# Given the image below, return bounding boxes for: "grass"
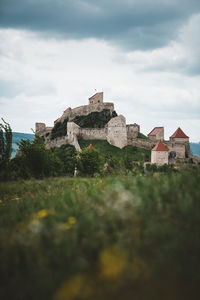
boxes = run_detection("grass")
[0,167,200,300]
[79,139,151,161]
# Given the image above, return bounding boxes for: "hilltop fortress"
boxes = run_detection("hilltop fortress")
[35,92,192,163]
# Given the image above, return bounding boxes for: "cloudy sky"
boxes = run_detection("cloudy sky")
[0,0,200,141]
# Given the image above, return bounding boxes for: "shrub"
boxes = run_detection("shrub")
[50,119,68,140]
[53,144,76,176]
[76,146,103,176]
[10,135,63,179]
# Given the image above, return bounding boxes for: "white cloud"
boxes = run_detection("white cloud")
[0,24,200,142]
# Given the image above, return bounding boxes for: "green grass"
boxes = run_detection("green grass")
[137,132,149,140]
[79,139,151,161]
[0,167,200,300]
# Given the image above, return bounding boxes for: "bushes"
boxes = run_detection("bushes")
[10,136,64,179]
[72,109,117,128]
[53,144,76,176]
[76,146,103,176]
[50,119,68,140]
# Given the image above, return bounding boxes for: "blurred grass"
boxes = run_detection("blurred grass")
[0,167,200,300]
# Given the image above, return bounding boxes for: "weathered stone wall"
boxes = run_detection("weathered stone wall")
[127,138,155,150]
[45,136,69,149]
[107,115,127,149]
[166,142,186,159]
[151,151,168,165]
[126,124,140,139]
[58,102,114,123]
[170,137,189,143]
[79,128,107,140]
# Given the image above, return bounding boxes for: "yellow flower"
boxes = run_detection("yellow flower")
[36,209,48,219]
[58,222,71,231]
[12,197,20,201]
[153,172,159,179]
[68,216,76,225]
[0,200,3,203]
[99,246,126,279]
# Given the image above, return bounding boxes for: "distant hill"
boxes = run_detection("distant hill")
[190,142,200,157]
[11,132,34,158]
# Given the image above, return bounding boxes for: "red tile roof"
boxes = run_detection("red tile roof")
[148,127,163,136]
[152,140,168,151]
[89,92,102,99]
[170,127,189,138]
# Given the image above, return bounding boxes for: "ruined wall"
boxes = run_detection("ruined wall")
[58,102,114,123]
[107,115,127,149]
[127,138,155,150]
[126,124,140,139]
[151,151,168,165]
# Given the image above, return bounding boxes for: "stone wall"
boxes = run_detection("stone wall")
[151,151,168,165]
[170,137,189,143]
[126,124,140,139]
[79,128,107,140]
[166,142,186,159]
[127,138,155,150]
[107,115,127,149]
[58,102,114,123]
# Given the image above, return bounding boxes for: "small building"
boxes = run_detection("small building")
[88,92,103,105]
[170,127,189,143]
[148,127,164,141]
[151,140,168,165]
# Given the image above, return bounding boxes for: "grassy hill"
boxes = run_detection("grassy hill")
[79,139,151,162]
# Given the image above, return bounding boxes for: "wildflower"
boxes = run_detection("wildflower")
[55,275,93,300]
[68,216,76,225]
[12,197,20,201]
[153,172,159,179]
[99,246,126,279]
[36,209,48,219]
[57,222,71,231]
[0,200,3,203]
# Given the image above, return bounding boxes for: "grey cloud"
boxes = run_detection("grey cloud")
[1,0,200,50]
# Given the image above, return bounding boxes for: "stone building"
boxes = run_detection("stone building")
[151,140,168,165]
[148,127,164,141]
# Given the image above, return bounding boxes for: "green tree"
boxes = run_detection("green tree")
[0,118,12,170]
[11,135,63,179]
[76,146,103,176]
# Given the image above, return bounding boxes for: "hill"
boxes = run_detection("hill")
[11,132,34,157]
[190,142,200,157]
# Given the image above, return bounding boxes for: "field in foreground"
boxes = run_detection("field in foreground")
[0,168,200,300]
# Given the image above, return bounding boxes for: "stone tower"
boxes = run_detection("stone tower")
[151,140,168,165]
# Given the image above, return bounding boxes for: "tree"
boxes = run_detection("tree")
[76,146,103,176]
[0,118,12,170]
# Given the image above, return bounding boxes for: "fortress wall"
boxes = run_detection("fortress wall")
[170,137,189,143]
[79,128,107,140]
[127,138,155,150]
[58,103,115,123]
[107,115,127,149]
[165,142,186,159]
[45,136,69,149]
[126,124,140,139]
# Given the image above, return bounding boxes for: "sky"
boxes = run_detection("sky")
[0,0,200,142]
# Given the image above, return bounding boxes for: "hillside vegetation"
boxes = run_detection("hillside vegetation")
[79,139,150,162]
[0,167,200,300]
